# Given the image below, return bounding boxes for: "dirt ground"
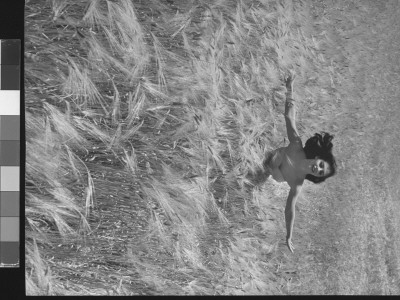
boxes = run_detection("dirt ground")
[291,0,400,294]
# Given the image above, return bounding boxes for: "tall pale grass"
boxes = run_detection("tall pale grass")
[26,0,337,295]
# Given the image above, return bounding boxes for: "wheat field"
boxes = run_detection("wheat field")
[25,0,400,295]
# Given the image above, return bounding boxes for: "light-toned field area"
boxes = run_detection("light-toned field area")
[25,0,400,295]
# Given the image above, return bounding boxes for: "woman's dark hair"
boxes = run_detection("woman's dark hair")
[303,132,337,184]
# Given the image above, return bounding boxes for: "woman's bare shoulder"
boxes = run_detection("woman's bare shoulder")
[286,138,304,153]
[288,179,304,191]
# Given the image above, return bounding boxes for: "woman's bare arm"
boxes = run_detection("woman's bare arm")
[285,183,303,252]
[284,72,302,145]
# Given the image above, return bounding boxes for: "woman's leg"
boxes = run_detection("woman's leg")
[246,153,272,186]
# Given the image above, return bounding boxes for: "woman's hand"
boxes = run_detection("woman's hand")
[286,236,295,253]
[285,71,296,91]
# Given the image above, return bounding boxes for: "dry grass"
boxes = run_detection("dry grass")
[24,0,330,294]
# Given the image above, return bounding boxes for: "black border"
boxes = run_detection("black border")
[0,0,24,298]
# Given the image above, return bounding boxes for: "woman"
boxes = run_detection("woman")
[253,71,337,253]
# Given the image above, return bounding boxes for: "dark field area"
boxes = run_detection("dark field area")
[25,0,400,295]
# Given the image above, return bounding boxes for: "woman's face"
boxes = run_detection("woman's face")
[311,158,331,177]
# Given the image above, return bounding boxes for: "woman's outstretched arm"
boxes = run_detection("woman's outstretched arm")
[284,72,302,145]
[285,183,302,252]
